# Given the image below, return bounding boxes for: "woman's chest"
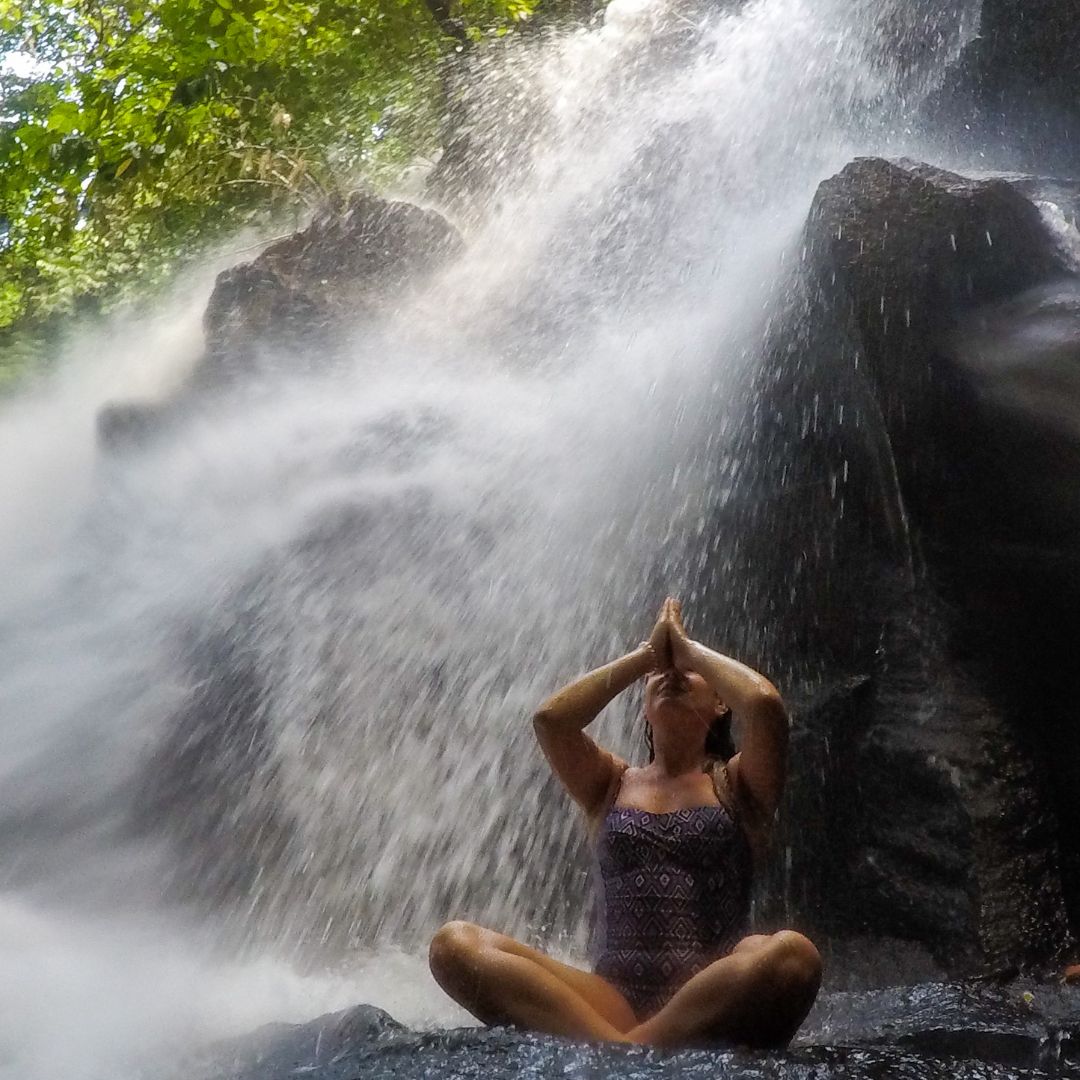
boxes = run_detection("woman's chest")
[599,806,745,874]
[614,769,723,815]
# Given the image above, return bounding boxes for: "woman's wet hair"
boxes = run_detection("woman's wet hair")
[705,706,736,761]
[644,706,735,764]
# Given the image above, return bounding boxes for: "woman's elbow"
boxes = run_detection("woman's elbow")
[532,708,554,734]
[751,685,788,726]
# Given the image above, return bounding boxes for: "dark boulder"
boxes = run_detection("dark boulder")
[192,1004,406,1080]
[197,191,463,387]
[199,262,325,385]
[97,193,463,449]
[731,158,1079,975]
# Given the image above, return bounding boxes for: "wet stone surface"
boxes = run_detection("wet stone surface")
[800,981,1080,1071]
[739,157,1080,972]
[195,981,1080,1080]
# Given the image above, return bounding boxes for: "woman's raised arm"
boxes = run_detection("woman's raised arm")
[534,613,668,817]
[666,599,788,820]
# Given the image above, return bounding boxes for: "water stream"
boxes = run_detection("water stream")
[0,1,983,1076]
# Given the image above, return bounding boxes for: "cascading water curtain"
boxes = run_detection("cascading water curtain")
[0,1,980,1076]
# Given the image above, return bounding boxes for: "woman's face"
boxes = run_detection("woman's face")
[644,669,719,728]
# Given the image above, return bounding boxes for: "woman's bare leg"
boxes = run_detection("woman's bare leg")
[429,921,638,1040]
[629,931,822,1049]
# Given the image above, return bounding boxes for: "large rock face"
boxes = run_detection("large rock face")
[734,159,1080,975]
[928,0,1080,173]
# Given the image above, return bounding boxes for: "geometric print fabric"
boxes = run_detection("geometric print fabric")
[593,804,752,1019]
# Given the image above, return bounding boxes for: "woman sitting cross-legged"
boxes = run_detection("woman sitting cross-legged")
[428,597,821,1048]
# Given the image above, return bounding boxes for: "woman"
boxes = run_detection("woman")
[429,598,821,1048]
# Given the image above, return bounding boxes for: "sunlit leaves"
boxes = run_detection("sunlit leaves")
[0,0,539,354]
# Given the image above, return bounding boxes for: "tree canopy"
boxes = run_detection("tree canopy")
[0,0,539,375]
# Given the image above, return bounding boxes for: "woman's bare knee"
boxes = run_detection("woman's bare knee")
[765,930,822,998]
[429,920,484,980]
[756,931,822,1045]
[731,934,774,955]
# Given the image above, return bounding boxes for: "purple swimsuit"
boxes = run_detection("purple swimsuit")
[593,799,752,1018]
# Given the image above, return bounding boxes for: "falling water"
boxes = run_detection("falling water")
[0,0,981,1075]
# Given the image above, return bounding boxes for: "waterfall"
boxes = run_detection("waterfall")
[0,1,981,1076]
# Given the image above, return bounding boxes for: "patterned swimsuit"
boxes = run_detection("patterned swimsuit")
[593,791,752,1018]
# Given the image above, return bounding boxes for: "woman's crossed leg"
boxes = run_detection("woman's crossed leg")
[429,922,821,1048]
[429,921,637,1040]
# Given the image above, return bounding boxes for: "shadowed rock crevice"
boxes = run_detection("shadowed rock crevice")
[927,0,1080,174]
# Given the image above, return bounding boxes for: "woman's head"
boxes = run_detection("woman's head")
[642,669,734,763]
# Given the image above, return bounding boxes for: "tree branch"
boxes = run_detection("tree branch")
[423,0,470,46]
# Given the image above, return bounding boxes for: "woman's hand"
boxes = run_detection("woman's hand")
[656,600,789,819]
[665,597,696,671]
[646,602,674,671]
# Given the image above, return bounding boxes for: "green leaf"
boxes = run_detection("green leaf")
[46,100,82,133]
[0,0,543,359]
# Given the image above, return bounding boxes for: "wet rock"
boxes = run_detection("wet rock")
[97,193,463,447]
[197,192,462,385]
[199,262,325,385]
[800,980,1080,1070]
[802,159,1080,954]
[928,0,1080,174]
[729,158,1079,974]
[96,399,181,451]
[194,981,1080,1080]
[196,1004,406,1080]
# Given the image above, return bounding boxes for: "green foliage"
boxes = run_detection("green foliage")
[0,0,537,357]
